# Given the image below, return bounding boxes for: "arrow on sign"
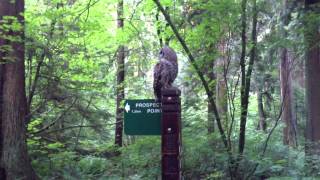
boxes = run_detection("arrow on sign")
[125,103,130,113]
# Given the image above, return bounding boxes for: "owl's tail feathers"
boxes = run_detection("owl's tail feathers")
[155,92,162,102]
[155,97,161,103]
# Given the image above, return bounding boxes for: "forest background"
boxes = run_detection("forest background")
[0,0,320,179]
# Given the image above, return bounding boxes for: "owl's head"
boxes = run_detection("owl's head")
[159,46,177,63]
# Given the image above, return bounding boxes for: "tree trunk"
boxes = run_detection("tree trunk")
[207,59,215,134]
[0,60,4,180]
[280,0,297,147]
[237,0,257,177]
[238,0,248,156]
[257,91,266,131]
[115,0,125,147]
[305,0,320,145]
[305,0,320,175]
[0,0,38,179]
[255,50,269,131]
[280,49,297,146]
[205,44,216,134]
[216,41,228,132]
[238,0,257,154]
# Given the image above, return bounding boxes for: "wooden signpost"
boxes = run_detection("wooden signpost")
[124,87,182,180]
[161,87,181,180]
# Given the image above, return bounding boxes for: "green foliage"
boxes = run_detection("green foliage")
[182,133,227,179]
[78,156,108,176]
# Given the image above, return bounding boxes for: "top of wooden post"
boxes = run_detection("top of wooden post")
[161,87,181,96]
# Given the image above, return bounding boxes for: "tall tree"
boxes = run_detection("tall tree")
[280,0,297,147]
[238,0,248,155]
[115,0,125,147]
[237,0,257,177]
[0,0,38,179]
[216,40,228,132]
[305,0,320,174]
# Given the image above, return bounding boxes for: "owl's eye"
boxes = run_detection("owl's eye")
[159,50,164,57]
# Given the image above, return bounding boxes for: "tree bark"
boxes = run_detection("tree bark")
[238,0,257,154]
[305,0,320,174]
[236,0,257,177]
[280,0,297,147]
[0,0,38,179]
[216,41,228,132]
[257,91,266,131]
[0,57,4,180]
[238,0,248,156]
[305,0,320,145]
[280,49,297,146]
[115,0,125,147]
[207,60,215,133]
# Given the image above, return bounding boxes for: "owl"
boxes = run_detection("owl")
[153,46,178,102]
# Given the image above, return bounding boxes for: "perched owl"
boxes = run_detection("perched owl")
[153,46,178,102]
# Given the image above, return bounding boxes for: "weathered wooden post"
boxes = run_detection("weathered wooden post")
[161,87,181,180]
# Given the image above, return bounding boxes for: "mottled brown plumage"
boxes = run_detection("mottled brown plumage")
[153,46,178,101]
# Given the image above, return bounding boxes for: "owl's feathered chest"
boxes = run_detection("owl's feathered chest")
[157,58,178,81]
